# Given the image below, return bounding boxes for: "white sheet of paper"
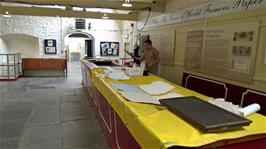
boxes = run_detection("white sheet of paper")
[138,81,175,95]
[107,73,130,80]
[119,91,160,104]
[111,82,143,93]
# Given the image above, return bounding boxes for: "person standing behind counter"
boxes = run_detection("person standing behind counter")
[132,45,141,66]
[132,39,160,75]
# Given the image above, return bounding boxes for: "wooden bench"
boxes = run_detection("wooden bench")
[22,58,67,77]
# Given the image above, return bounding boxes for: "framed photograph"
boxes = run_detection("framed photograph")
[232,46,251,57]
[100,42,119,56]
[233,31,253,42]
[44,39,57,54]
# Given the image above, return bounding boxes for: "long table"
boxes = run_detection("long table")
[81,59,266,149]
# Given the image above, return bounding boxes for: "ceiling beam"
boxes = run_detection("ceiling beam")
[1,0,165,12]
[0,6,138,21]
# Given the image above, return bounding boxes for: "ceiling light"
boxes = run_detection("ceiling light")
[2,11,11,18]
[102,13,109,19]
[122,0,132,8]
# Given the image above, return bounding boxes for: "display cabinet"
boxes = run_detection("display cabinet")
[0,53,21,80]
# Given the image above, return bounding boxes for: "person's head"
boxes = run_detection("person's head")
[143,39,152,50]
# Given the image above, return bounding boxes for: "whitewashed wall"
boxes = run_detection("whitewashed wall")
[0,38,8,54]
[3,34,39,58]
[86,19,123,58]
[0,15,133,59]
[0,15,62,57]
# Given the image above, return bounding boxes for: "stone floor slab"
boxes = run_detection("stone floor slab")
[61,107,94,122]
[34,99,60,108]
[0,138,20,149]
[29,107,60,125]
[0,119,27,139]
[61,99,89,109]
[62,131,106,149]
[0,108,32,121]
[1,102,33,110]
[19,125,61,149]
[62,119,101,135]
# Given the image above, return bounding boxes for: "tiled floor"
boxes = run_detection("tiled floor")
[0,61,109,149]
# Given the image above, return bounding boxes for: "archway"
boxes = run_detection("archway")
[64,31,95,61]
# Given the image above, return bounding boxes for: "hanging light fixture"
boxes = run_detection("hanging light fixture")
[2,11,11,18]
[122,0,132,8]
[102,13,109,19]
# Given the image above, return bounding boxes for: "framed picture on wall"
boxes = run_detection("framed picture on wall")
[44,39,57,54]
[100,42,119,56]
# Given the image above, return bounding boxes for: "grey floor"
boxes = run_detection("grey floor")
[0,62,109,149]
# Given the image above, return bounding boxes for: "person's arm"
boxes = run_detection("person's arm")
[133,52,144,61]
[125,50,133,57]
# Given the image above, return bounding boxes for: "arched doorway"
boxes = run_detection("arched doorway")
[65,31,95,61]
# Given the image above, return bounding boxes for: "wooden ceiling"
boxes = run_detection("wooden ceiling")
[0,0,166,21]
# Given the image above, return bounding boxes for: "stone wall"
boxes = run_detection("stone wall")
[0,15,133,58]
[0,15,63,57]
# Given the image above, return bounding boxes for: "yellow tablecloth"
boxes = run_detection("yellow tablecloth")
[90,68,266,148]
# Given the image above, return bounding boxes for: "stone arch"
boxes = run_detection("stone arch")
[0,34,39,58]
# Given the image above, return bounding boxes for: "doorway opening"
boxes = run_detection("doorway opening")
[65,32,94,61]
[85,39,93,58]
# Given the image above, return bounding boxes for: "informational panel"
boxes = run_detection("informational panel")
[100,42,119,56]
[44,39,56,54]
[203,29,230,74]
[184,22,259,83]
[185,30,204,69]
[148,29,176,66]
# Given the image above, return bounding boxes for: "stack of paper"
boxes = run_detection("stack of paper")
[118,91,183,105]
[107,73,130,80]
[125,67,144,76]
[105,68,129,80]
[119,91,160,104]
[111,82,182,105]
[138,81,174,95]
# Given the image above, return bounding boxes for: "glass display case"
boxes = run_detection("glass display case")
[0,53,21,80]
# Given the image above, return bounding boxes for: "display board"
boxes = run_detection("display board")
[44,39,56,54]
[100,42,119,56]
[147,29,176,66]
[184,22,259,83]
[185,30,204,69]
